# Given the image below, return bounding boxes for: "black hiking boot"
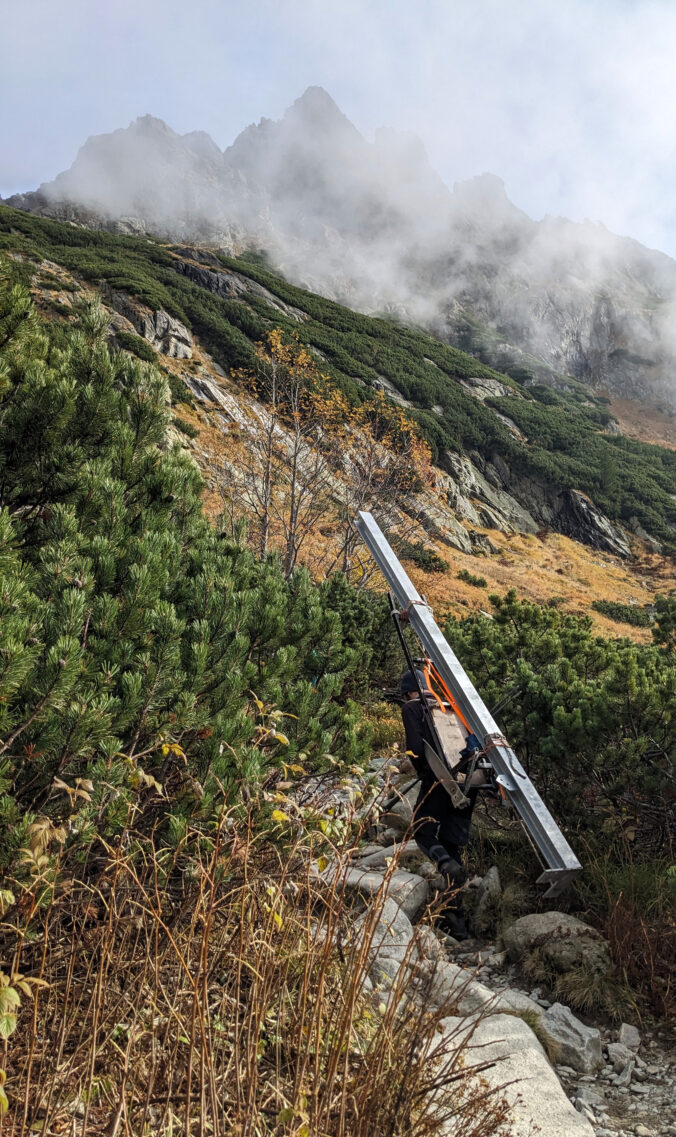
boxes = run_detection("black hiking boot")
[438,857,467,888]
[436,911,471,941]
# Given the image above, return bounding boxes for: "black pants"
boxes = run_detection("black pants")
[413,783,468,917]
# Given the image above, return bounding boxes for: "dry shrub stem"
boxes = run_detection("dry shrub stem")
[1,816,509,1136]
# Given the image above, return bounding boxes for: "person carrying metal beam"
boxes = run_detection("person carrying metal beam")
[400,668,482,941]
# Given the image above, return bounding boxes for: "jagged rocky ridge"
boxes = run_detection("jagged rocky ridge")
[98,260,634,559]
[10,210,670,561]
[8,87,676,412]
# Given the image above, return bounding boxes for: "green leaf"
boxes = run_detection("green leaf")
[0,1013,17,1039]
[0,987,20,1010]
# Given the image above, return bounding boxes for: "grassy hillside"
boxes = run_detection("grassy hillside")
[2,205,676,548]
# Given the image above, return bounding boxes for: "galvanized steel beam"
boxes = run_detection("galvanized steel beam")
[355,510,581,897]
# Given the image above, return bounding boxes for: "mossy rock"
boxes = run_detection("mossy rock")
[503,911,611,976]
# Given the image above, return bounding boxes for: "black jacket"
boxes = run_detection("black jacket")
[401,694,479,823]
[401,694,439,787]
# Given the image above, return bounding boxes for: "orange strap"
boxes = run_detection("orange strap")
[424,659,473,735]
[422,661,446,713]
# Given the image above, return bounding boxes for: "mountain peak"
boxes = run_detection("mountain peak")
[284,86,359,137]
[131,114,176,136]
[292,86,341,114]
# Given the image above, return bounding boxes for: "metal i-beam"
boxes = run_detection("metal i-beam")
[355,510,581,897]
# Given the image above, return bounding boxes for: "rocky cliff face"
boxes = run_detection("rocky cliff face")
[8,88,676,412]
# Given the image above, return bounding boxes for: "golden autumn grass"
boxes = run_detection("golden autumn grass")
[167,342,675,643]
[0,811,511,1137]
[609,397,676,452]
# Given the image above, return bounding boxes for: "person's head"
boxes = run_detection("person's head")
[400,669,427,700]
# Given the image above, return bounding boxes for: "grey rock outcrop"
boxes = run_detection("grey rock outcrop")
[173,258,307,323]
[141,309,193,358]
[108,290,193,359]
[470,451,633,556]
[426,448,634,556]
[472,865,502,936]
[538,1002,604,1073]
[555,489,631,558]
[459,375,520,402]
[439,452,539,534]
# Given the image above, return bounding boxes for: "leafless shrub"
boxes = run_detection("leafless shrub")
[1,816,510,1136]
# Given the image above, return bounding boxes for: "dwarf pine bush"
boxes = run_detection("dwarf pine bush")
[0,278,368,869]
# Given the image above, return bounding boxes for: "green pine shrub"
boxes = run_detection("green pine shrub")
[115,329,157,362]
[166,370,196,406]
[400,541,449,573]
[445,591,674,841]
[457,568,488,587]
[446,591,676,1016]
[173,413,199,438]
[0,279,369,872]
[592,599,653,627]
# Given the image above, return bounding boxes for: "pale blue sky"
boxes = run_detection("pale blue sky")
[4,0,676,254]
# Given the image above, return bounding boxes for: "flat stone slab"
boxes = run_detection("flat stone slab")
[437,1013,596,1137]
[327,864,429,922]
[420,957,502,1016]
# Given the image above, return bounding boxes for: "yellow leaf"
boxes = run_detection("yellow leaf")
[273,911,283,930]
[273,731,290,746]
[271,809,290,823]
[316,856,329,873]
[0,891,15,916]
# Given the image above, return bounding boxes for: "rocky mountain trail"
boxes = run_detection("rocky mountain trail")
[339,847,675,1137]
[307,755,675,1137]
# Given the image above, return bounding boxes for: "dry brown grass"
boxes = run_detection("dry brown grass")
[605,894,676,1021]
[609,397,676,451]
[174,341,675,636]
[419,530,675,641]
[0,815,511,1137]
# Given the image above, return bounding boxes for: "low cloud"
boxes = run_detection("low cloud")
[4,0,676,254]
